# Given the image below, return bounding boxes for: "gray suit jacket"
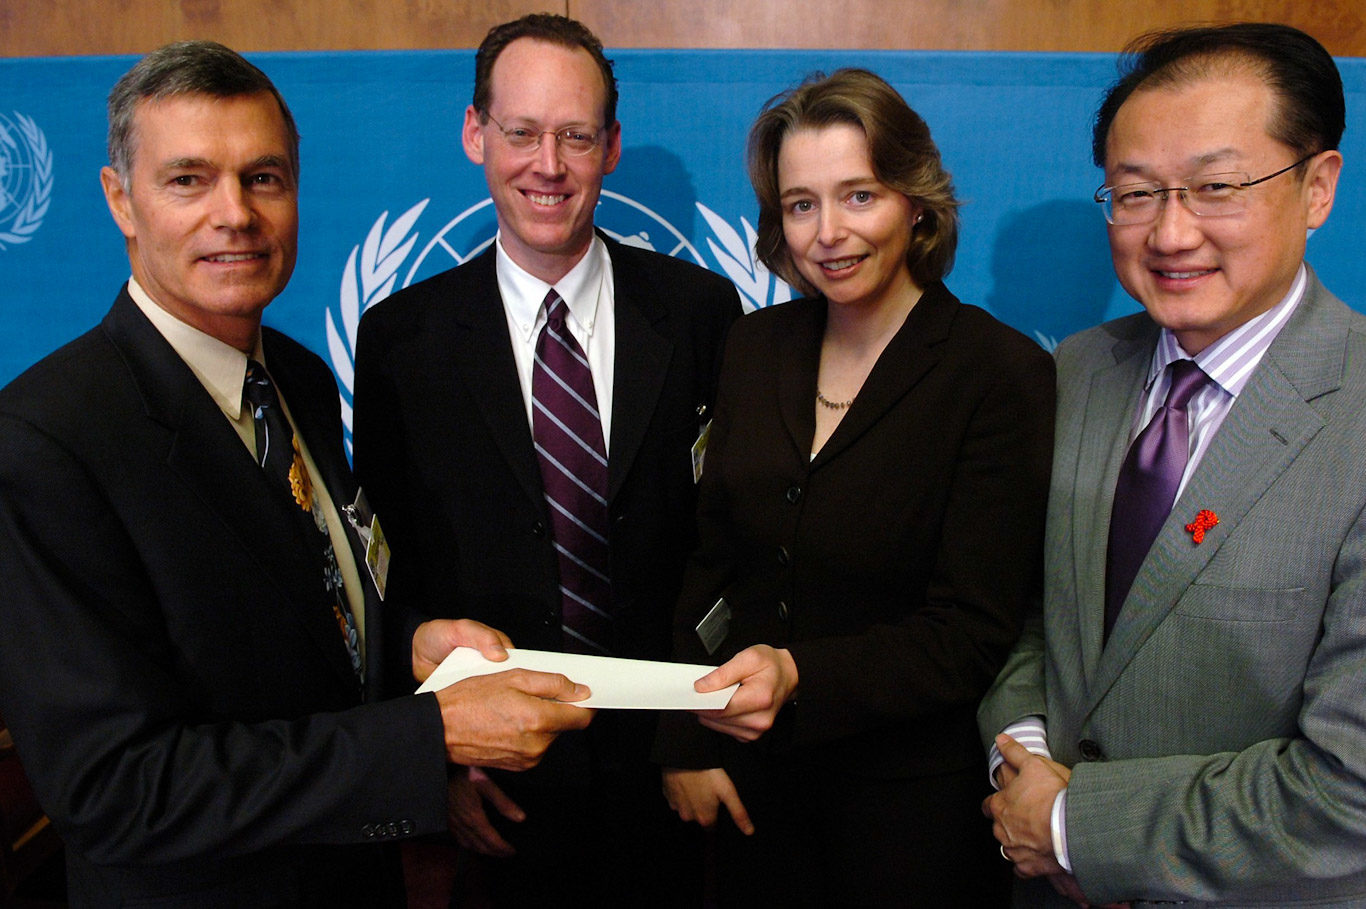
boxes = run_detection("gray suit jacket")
[979,268,1366,907]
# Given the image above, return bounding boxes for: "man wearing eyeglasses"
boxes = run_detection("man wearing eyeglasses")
[980,22,1366,908]
[352,13,741,905]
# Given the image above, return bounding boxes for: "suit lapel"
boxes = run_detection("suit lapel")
[1085,272,1344,711]
[775,300,823,462]
[439,249,546,510]
[605,239,673,501]
[810,283,951,469]
[103,293,359,690]
[1070,325,1153,681]
[262,332,367,691]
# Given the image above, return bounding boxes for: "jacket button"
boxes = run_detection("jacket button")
[1078,739,1104,761]
[785,485,802,504]
[777,601,789,621]
[777,546,790,565]
[400,819,415,835]
[532,521,546,538]
[362,824,377,838]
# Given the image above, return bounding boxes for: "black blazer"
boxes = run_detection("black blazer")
[352,234,741,774]
[657,284,1055,780]
[0,290,447,907]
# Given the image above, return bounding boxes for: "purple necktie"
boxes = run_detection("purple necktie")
[532,290,613,654]
[1104,359,1210,641]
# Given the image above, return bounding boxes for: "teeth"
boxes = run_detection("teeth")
[527,193,567,206]
[205,253,262,263]
[1159,269,1211,279]
[822,257,861,271]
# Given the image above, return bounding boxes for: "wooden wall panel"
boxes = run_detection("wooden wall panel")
[575,0,1366,54]
[2,0,1363,57]
[0,0,562,55]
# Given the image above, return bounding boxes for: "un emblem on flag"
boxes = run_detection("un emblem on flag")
[0,112,53,250]
[327,192,791,447]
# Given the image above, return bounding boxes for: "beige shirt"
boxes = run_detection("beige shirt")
[127,278,367,657]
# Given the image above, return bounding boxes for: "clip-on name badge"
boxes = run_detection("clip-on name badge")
[695,596,731,656]
[344,488,390,600]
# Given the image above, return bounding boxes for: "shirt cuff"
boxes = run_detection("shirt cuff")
[1051,788,1072,873]
[987,716,1050,789]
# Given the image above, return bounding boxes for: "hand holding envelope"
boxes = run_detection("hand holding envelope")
[690,643,799,741]
[413,620,594,769]
[417,647,740,710]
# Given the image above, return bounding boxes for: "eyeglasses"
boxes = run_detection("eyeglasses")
[483,112,604,157]
[1094,152,1319,225]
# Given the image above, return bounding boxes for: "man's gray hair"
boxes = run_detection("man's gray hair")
[107,40,300,182]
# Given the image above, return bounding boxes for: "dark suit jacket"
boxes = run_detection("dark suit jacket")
[655,285,1053,903]
[657,284,1055,780]
[351,234,741,779]
[979,268,1366,908]
[0,290,447,908]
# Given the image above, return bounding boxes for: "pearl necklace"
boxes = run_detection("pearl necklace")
[816,390,854,411]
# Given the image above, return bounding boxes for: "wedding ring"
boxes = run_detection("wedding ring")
[1000,844,1010,861]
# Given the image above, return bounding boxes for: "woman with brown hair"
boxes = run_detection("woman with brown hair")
[656,69,1055,905]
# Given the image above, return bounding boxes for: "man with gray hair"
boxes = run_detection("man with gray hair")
[0,40,591,907]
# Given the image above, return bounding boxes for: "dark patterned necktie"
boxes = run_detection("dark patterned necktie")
[244,360,362,679]
[1104,359,1210,642]
[531,290,613,654]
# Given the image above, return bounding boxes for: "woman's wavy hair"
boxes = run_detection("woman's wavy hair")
[748,68,959,295]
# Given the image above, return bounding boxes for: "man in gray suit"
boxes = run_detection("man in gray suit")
[980,23,1366,908]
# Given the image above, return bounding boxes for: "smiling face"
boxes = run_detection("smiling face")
[462,37,622,284]
[100,91,298,352]
[778,123,919,313]
[1103,69,1340,354]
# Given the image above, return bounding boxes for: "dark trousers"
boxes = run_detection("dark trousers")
[715,755,1011,908]
[456,715,703,907]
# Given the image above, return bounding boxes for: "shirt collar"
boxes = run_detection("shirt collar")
[126,276,263,420]
[1147,263,1307,398]
[495,233,608,342]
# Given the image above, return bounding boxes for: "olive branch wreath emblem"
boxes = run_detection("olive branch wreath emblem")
[328,198,792,446]
[0,113,54,250]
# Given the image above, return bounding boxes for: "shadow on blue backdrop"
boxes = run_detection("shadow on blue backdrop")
[986,199,1119,351]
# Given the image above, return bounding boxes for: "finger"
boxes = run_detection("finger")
[535,700,595,736]
[996,733,1031,768]
[482,783,526,822]
[471,770,526,823]
[453,619,512,660]
[506,669,592,703]
[457,817,517,857]
[662,771,705,825]
[696,646,767,693]
[449,786,517,857]
[697,714,761,742]
[1048,872,1088,905]
[693,663,737,694]
[719,785,754,835]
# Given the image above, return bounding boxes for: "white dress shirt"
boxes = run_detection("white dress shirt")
[495,233,616,452]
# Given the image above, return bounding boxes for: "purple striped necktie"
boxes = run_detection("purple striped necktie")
[1104,358,1210,642]
[532,289,613,654]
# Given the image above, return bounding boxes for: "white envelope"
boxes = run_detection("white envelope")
[415,647,737,710]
